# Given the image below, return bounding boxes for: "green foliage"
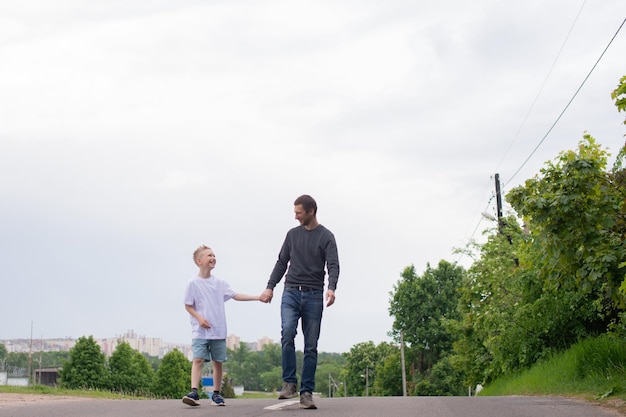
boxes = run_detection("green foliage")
[221,374,236,398]
[341,341,398,396]
[453,134,626,387]
[372,351,403,396]
[570,333,626,379]
[59,336,109,390]
[389,260,464,386]
[108,342,153,394]
[316,359,346,397]
[611,75,626,125]
[479,334,626,397]
[226,342,256,389]
[414,356,466,396]
[142,353,162,373]
[260,367,282,393]
[224,342,346,395]
[454,218,545,383]
[151,349,190,398]
[5,352,29,370]
[508,135,626,331]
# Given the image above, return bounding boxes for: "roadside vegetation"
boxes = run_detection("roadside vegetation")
[480,335,626,415]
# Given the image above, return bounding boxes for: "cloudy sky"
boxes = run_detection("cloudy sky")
[1,1,624,354]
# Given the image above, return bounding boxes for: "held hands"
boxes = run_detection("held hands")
[260,289,273,303]
[258,288,335,306]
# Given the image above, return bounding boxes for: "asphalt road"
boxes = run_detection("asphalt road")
[0,396,619,417]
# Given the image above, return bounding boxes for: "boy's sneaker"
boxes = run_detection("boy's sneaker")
[300,391,317,409]
[211,393,225,406]
[278,382,298,399]
[182,390,200,406]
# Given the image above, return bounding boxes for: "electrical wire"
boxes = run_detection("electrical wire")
[459,14,625,263]
[503,17,626,189]
[494,0,588,175]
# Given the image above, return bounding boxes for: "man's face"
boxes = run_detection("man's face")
[294,204,314,227]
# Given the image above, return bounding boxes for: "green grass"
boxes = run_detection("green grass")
[0,385,276,401]
[479,334,626,413]
[0,384,150,399]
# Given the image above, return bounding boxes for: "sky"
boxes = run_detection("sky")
[1,1,624,354]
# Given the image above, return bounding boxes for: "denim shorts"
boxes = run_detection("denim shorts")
[191,339,227,363]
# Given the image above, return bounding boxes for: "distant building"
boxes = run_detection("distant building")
[34,367,61,386]
[0,331,266,362]
[98,330,162,357]
[226,334,241,350]
[257,336,274,351]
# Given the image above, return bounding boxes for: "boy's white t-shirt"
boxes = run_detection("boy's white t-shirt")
[184,275,236,340]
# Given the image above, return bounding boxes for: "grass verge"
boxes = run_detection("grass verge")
[479,334,626,415]
[0,385,154,400]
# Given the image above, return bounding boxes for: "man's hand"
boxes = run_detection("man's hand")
[325,290,336,307]
[260,289,274,303]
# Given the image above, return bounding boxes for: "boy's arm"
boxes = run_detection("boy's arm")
[185,304,211,328]
[233,293,261,301]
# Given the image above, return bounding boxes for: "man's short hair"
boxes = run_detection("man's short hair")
[294,194,317,215]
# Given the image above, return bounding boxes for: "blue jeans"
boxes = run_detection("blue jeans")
[281,288,324,394]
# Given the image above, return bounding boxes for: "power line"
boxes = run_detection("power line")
[504,17,626,189]
[494,0,589,175]
[460,15,625,262]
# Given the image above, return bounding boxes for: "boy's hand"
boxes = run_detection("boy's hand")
[199,317,211,328]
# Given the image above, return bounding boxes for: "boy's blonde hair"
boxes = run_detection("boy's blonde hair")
[193,245,211,265]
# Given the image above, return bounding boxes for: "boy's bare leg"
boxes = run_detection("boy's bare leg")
[191,357,204,388]
[213,360,223,391]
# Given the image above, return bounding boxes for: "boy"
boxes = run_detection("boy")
[182,245,260,407]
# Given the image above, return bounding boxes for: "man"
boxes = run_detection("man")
[260,195,340,409]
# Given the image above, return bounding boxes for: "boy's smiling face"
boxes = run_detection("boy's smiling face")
[197,248,216,270]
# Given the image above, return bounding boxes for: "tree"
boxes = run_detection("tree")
[341,341,397,396]
[389,261,464,377]
[151,349,190,398]
[452,217,539,384]
[59,335,109,389]
[453,134,626,386]
[260,366,282,393]
[611,75,626,126]
[315,352,346,397]
[372,351,403,396]
[226,342,300,392]
[109,341,153,394]
[414,356,465,396]
[221,374,236,398]
[507,135,626,335]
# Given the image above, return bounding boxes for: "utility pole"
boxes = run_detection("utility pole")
[28,321,33,385]
[400,331,407,396]
[495,173,517,263]
[495,173,503,234]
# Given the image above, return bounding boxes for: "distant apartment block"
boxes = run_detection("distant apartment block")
[1,331,273,360]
